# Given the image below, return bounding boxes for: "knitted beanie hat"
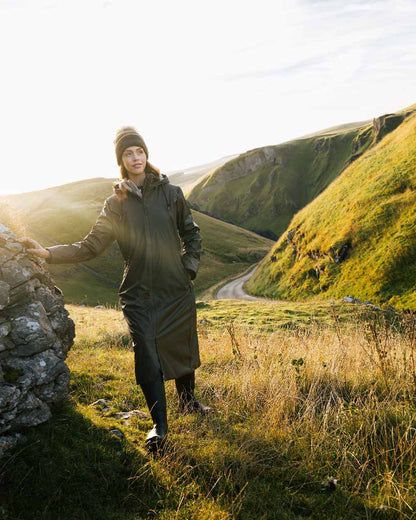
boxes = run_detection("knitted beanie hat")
[114,126,149,165]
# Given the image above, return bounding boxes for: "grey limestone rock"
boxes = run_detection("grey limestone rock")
[0,225,75,447]
[343,296,356,303]
[0,281,10,310]
[8,301,56,356]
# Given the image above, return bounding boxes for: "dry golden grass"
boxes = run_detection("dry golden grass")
[3,302,415,519]
[61,302,416,519]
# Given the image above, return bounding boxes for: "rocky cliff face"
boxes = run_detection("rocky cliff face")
[0,224,75,451]
[191,147,280,202]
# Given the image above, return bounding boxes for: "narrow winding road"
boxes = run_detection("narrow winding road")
[216,266,267,301]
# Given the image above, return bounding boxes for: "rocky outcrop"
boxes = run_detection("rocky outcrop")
[191,147,282,203]
[219,146,280,182]
[0,224,75,447]
[372,113,405,143]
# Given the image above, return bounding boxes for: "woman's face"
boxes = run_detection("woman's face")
[122,146,147,177]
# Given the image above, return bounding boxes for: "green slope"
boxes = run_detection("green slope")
[246,107,416,309]
[188,106,416,239]
[1,178,272,306]
[168,153,239,194]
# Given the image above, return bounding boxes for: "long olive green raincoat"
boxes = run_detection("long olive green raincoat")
[46,172,202,383]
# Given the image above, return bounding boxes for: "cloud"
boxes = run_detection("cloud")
[219,0,416,86]
[221,54,328,81]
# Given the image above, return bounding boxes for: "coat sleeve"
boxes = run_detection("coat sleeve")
[45,199,116,264]
[176,187,202,280]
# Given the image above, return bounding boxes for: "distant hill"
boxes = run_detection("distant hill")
[246,105,416,309]
[3,152,237,211]
[168,154,239,194]
[188,105,416,239]
[0,177,272,306]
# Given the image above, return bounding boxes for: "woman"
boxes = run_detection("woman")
[18,126,210,452]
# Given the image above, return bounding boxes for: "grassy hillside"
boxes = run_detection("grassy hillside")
[2,301,416,519]
[247,108,416,309]
[0,179,272,305]
[168,153,239,195]
[188,106,416,239]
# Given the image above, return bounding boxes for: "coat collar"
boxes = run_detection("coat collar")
[113,173,169,201]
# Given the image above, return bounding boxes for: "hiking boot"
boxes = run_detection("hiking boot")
[140,372,168,453]
[175,371,213,415]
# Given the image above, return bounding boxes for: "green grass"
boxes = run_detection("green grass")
[188,107,415,239]
[0,179,272,306]
[1,301,416,519]
[195,299,354,331]
[247,108,416,310]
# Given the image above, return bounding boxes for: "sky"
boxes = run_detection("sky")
[0,0,415,195]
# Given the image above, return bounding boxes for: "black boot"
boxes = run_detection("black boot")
[175,371,212,415]
[140,372,168,453]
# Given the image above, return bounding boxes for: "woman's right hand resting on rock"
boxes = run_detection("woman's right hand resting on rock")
[16,237,51,260]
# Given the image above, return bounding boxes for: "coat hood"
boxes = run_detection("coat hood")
[113,172,170,200]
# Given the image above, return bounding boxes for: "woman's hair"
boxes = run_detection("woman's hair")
[120,160,161,179]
